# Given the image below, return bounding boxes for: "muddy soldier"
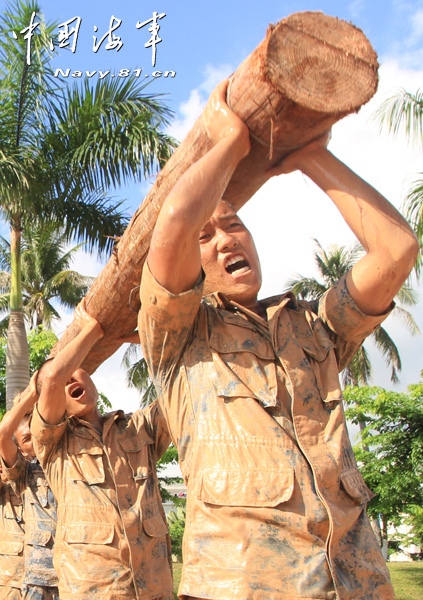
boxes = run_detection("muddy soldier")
[138,80,419,600]
[0,465,24,600]
[0,375,59,600]
[29,300,173,600]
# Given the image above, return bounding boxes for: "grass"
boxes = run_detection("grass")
[388,562,423,600]
[172,562,182,599]
[172,561,423,599]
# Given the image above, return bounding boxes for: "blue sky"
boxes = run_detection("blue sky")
[1,0,423,411]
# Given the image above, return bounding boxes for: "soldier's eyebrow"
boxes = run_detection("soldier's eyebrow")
[216,213,242,224]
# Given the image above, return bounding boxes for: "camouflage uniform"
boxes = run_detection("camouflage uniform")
[31,400,173,600]
[0,477,24,600]
[139,263,395,600]
[1,452,58,600]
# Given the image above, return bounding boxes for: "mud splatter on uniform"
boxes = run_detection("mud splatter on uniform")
[139,263,395,600]
[1,453,58,600]
[31,400,173,600]
[0,468,24,600]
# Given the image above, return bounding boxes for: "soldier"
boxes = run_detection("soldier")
[0,463,24,600]
[138,80,419,599]
[30,299,173,600]
[0,375,59,600]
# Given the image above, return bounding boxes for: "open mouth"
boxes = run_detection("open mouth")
[69,385,84,399]
[225,254,250,275]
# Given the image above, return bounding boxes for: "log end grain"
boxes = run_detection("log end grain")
[266,11,378,113]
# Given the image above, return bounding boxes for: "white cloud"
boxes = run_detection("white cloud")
[167,63,234,142]
[348,0,366,20]
[380,4,423,68]
[199,63,235,93]
[409,8,423,45]
[167,88,205,141]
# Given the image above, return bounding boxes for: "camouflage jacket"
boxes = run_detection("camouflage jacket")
[0,476,24,590]
[139,263,395,600]
[2,453,58,588]
[31,401,173,600]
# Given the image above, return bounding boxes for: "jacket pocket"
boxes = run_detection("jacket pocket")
[197,467,294,507]
[118,427,153,482]
[63,522,114,545]
[143,512,169,538]
[26,529,52,547]
[0,531,24,555]
[340,469,375,505]
[209,322,278,407]
[68,434,105,485]
[296,317,343,409]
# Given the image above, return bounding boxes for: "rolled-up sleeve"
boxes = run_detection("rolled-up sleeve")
[319,274,395,369]
[0,451,27,496]
[30,403,67,468]
[138,261,204,383]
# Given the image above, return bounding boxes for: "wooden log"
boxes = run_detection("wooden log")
[52,11,379,373]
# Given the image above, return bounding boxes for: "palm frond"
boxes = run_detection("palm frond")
[342,345,372,387]
[391,305,420,336]
[371,326,401,384]
[403,175,423,277]
[286,275,328,299]
[373,88,423,147]
[43,76,177,191]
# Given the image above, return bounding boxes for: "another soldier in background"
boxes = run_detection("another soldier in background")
[30,299,173,600]
[0,463,24,600]
[0,376,58,600]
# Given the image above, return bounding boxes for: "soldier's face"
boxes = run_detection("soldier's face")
[15,419,35,460]
[199,201,262,307]
[65,368,98,419]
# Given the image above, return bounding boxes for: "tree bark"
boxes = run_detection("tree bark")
[6,310,30,409]
[6,224,30,409]
[52,11,379,373]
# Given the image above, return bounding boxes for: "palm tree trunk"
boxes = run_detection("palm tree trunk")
[5,225,29,409]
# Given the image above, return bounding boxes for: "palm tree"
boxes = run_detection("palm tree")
[0,1,176,407]
[121,344,157,408]
[374,89,423,276]
[288,239,420,386]
[0,222,94,333]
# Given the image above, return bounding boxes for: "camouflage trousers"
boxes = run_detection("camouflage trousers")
[21,586,59,600]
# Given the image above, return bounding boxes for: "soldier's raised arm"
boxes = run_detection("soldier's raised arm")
[147,80,250,295]
[269,134,419,315]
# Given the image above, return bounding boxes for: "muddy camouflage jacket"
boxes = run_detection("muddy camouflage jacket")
[0,475,24,591]
[1,454,58,588]
[139,263,395,600]
[31,400,173,600]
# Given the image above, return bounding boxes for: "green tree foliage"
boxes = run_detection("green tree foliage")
[0,222,94,333]
[166,506,186,562]
[288,239,419,385]
[0,0,176,406]
[344,377,423,552]
[374,88,423,276]
[0,326,57,417]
